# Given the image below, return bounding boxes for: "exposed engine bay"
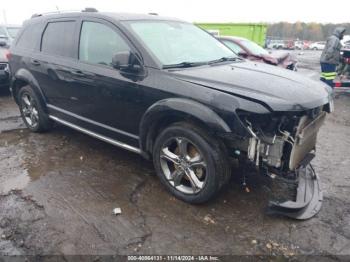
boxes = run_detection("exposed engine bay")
[245,108,327,172]
[229,103,332,219]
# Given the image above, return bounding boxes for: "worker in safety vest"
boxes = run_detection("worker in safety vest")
[320,27,346,88]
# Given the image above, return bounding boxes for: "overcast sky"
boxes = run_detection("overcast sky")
[1,0,349,25]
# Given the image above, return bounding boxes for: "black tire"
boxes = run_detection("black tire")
[18,85,52,132]
[153,122,231,204]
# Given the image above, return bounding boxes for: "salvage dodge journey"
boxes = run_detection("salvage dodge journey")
[8,9,333,219]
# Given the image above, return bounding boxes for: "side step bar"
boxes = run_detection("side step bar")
[49,115,142,154]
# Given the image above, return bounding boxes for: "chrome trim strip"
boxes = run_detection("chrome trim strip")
[49,115,141,154]
[47,104,139,140]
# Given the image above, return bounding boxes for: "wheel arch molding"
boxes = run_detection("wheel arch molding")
[11,69,47,111]
[139,98,232,156]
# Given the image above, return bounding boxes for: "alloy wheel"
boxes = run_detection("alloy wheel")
[159,137,207,194]
[21,93,39,128]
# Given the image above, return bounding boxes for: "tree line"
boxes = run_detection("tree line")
[267,22,350,41]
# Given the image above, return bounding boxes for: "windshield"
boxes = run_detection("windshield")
[240,40,268,56]
[123,21,236,66]
[6,27,21,38]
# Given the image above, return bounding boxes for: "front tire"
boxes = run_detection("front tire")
[153,122,231,204]
[18,85,52,132]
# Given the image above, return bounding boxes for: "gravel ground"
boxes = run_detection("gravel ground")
[0,51,349,259]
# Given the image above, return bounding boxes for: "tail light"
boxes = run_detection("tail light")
[5,50,11,60]
[334,82,342,88]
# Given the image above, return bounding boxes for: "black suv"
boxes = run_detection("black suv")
[9,10,332,219]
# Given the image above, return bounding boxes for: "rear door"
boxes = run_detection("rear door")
[33,18,79,109]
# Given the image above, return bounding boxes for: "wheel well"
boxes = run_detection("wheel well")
[12,79,48,114]
[144,112,219,157]
[12,79,29,103]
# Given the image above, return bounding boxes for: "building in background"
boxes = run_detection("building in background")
[196,23,267,46]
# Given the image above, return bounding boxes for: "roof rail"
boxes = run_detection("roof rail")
[82,7,98,12]
[30,9,86,19]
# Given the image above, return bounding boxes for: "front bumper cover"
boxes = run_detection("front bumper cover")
[267,164,323,220]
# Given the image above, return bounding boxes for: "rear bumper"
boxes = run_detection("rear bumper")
[267,164,323,220]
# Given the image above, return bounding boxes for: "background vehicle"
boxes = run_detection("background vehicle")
[0,24,21,46]
[309,41,326,50]
[341,35,350,46]
[197,23,267,46]
[0,43,10,89]
[343,40,350,49]
[218,36,297,70]
[335,48,350,89]
[266,39,285,49]
[294,40,304,50]
[9,10,332,219]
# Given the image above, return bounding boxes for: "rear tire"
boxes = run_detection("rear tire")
[18,85,52,132]
[153,122,231,204]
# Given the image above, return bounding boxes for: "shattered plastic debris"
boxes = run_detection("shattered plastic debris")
[112,208,122,215]
[203,214,216,225]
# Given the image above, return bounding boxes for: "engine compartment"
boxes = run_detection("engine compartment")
[232,105,328,174]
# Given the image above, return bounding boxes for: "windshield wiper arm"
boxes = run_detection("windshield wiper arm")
[208,56,241,65]
[163,61,207,69]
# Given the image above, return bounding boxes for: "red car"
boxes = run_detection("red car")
[217,36,297,71]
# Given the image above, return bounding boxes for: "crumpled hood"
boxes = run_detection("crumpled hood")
[170,61,331,112]
[260,54,278,65]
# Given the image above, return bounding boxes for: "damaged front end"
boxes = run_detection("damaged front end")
[231,104,331,219]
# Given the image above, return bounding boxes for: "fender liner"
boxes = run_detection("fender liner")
[139,98,231,155]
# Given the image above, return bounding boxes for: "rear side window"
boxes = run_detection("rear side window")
[16,23,42,50]
[41,21,76,57]
[79,21,130,66]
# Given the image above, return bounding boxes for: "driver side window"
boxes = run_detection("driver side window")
[79,21,130,66]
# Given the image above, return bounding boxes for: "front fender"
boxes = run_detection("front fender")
[139,98,231,153]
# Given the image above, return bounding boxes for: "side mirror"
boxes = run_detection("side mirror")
[112,51,142,73]
[0,40,7,47]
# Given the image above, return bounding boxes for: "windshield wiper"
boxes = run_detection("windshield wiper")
[163,61,207,69]
[208,56,241,65]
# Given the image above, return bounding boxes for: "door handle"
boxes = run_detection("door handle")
[70,70,85,77]
[31,59,40,66]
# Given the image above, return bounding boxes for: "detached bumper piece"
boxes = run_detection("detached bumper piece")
[267,164,323,220]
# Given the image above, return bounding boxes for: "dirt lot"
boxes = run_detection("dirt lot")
[0,51,349,259]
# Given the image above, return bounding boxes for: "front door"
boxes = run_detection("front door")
[49,19,145,147]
